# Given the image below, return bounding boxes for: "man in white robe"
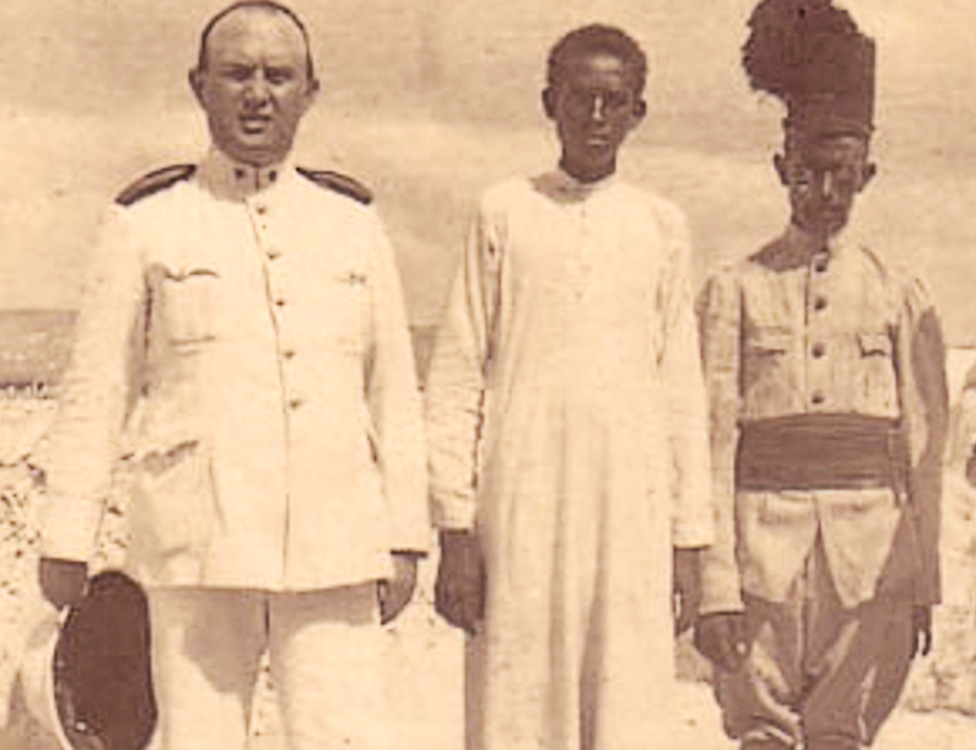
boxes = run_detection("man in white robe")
[426,24,713,750]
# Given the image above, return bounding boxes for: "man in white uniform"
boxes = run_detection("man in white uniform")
[36,3,428,749]
[426,25,713,750]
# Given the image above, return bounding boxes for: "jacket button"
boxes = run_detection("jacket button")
[275,298,287,307]
[812,343,826,358]
[811,391,825,405]
[267,249,281,260]
[282,349,296,360]
[288,398,304,410]
[814,296,828,311]
[255,204,267,215]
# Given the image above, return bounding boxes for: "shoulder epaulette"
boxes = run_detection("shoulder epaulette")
[296,167,373,205]
[115,165,197,207]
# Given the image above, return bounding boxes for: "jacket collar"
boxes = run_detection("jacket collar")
[196,148,293,201]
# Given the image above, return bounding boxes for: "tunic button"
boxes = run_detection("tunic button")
[814,261,828,273]
[811,391,826,405]
[275,298,287,307]
[812,343,826,358]
[282,349,296,360]
[288,398,304,410]
[267,249,281,260]
[814,296,828,311]
[255,203,267,215]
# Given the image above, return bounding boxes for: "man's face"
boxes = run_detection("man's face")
[190,9,318,167]
[543,52,646,182]
[776,133,876,239]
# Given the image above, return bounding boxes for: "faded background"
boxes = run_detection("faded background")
[1,1,976,748]
[1,0,976,338]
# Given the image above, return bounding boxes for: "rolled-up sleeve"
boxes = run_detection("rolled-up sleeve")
[657,206,714,549]
[365,213,430,554]
[425,204,499,531]
[39,208,146,562]
[697,268,746,613]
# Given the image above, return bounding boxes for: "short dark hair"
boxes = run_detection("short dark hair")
[547,24,648,95]
[196,0,316,80]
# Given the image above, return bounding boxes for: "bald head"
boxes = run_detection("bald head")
[197,1,315,80]
[189,1,319,166]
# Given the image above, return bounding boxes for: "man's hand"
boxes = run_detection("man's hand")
[434,530,484,635]
[38,557,88,610]
[378,552,420,625]
[694,611,750,673]
[911,605,933,658]
[673,547,702,636]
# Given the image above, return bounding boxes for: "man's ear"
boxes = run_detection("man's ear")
[632,98,647,122]
[301,76,320,112]
[860,161,877,192]
[773,152,789,187]
[188,68,206,107]
[542,87,558,120]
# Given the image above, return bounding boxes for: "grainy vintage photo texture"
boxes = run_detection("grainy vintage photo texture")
[0,1,974,748]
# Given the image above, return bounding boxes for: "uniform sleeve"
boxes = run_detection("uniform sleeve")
[39,207,146,562]
[697,267,746,614]
[895,276,949,605]
[424,202,500,531]
[657,207,714,548]
[364,213,430,554]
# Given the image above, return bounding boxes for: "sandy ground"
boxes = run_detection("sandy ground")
[241,579,976,750]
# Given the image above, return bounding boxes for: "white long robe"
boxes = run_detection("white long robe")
[426,170,713,750]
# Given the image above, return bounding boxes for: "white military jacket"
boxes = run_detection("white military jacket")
[40,149,429,591]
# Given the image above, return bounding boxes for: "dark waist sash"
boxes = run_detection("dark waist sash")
[736,414,907,493]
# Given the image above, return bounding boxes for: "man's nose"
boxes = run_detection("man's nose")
[817,170,837,201]
[243,73,271,106]
[590,94,607,123]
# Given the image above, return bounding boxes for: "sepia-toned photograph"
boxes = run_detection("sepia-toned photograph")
[0,1,974,749]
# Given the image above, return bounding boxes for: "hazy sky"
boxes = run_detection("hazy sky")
[2,0,973,145]
[3,0,976,340]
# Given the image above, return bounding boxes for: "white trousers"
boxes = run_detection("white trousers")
[147,584,388,750]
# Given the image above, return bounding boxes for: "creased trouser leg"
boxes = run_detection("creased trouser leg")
[269,584,389,750]
[148,588,266,750]
[716,538,915,749]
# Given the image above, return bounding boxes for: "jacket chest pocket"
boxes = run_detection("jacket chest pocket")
[742,325,796,410]
[150,266,220,347]
[856,330,897,411]
[322,271,369,356]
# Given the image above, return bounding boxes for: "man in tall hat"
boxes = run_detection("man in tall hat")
[34,2,428,749]
[694,2,949,749]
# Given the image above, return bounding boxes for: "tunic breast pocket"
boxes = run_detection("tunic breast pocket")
[856,330,897,412]
[153,267,220,347]
[742,325,795,409]
[323,270,369,357]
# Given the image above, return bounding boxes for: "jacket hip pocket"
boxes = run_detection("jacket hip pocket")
[130,440,216,557]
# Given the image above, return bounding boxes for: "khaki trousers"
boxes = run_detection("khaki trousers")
[714,538,915,750]
[147,584,388,750]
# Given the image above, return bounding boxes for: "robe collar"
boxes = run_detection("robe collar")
[533,167,618,204]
